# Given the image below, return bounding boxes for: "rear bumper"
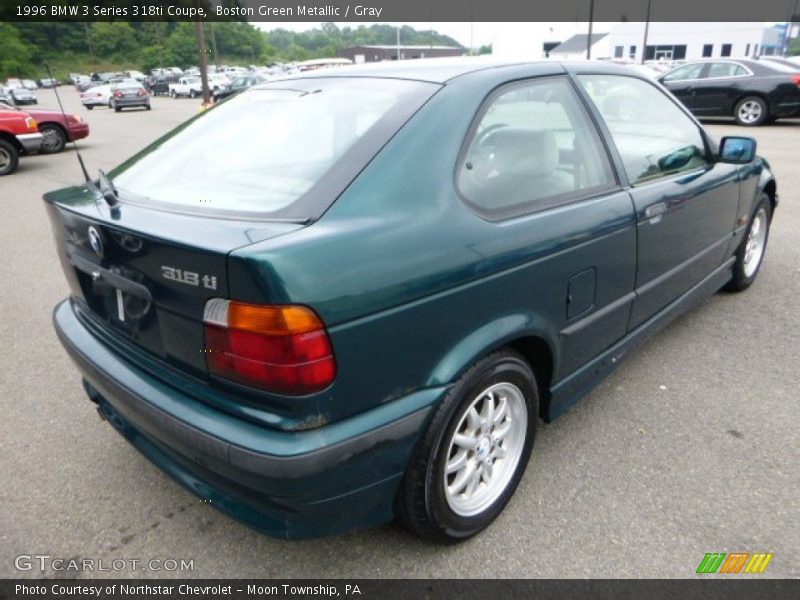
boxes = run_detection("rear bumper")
[16,132,43,153]
[114,97,149,107]
[52,299,440,539]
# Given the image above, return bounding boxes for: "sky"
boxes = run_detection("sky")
[253,22,602,48]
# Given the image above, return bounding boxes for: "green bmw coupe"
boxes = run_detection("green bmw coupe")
[47,59,776,542]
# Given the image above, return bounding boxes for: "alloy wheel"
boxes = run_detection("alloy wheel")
[443,382,527,517]
[738,100,763,124]
[743,207,768,278]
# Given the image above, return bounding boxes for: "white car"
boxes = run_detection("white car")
[81,85,112,109]
[124,70,146,82]
[208,74,230,91]
[169,77,203,98]
[22,79,39,90]
[4,78,23,90]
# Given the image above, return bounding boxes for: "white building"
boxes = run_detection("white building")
[493,22,783,62]
[608,22,771,62]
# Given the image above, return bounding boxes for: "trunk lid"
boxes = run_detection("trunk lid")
[45,185,304,377]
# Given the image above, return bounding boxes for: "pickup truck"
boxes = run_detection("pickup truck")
[168,76,203,98]
[0,108,42,175]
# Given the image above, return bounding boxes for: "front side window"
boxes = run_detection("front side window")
[578,75,709,186]
[662,63,705,82]
[457,76,615,219]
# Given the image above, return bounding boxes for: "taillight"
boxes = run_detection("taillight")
[113,91,123,98]
[203,299,336,395]
[791,75,800,87]
[138,89,147,97]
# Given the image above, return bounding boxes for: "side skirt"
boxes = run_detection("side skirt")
[546,256,735,421]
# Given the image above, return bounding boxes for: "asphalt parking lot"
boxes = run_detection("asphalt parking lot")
[1,88,798,579]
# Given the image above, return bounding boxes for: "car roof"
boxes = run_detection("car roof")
[256,57,645,85]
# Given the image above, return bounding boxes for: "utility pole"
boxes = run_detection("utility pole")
[641,0,652,64]
[195,20,211,105]
[586,0,595,59]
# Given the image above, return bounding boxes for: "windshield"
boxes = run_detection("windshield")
[111,78,438,220]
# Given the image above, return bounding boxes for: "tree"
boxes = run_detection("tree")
[0,23,35,78]
[89,23,138,61]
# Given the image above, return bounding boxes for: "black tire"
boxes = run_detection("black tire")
[85,105,93,111]
[190,89,197,99]
[725,193,772,292]
[114,105,121,113]
[146,104,151,111]
[734,96,768,126]
[38,123,67,154]
[0,139,20,176]
[397,349,538,543]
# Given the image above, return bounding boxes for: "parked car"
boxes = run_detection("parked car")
[0,100,89,153]
[758,57,800,71]
[110,80,151,112]
[212,74,267,101]
[169,76,203,98]
[38,78,60,88]
[21,79,38,90]
[659,58,800,125]
[47,61,776,542]
[144,75,172,96]
[124,70,147,82]
[10,87,37,105]
[208,73,231,91]
[80,85,112,110]
[4,78,23,89]
[0,108,42,175]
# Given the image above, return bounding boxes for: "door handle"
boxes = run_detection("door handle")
[644,202,667,221]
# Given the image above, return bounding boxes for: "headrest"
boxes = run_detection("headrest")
[487,127,559,178]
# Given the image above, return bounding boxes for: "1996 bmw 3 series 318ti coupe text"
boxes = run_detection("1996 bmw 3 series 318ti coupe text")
[48,60,776,542]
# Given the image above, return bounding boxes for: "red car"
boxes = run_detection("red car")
[0,109,42,175]
[0,101,88,154]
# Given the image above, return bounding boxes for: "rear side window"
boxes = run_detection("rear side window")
[111,78,437,220]
[707,63,747,78]
[578,75,709,185]
[457,76,616,220]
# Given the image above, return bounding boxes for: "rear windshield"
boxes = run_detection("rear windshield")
[111,78,437,220]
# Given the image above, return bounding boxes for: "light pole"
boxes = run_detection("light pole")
[641,0,652,64]
[587,0,595,59]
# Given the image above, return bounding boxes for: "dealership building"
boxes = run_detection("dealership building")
[497,22,793,61]
[338,44,464,63]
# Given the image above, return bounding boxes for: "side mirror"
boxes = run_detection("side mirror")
[718,136,757,164]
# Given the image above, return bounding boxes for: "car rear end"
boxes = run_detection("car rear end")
[112,83,150,109]
[81,88,108,107]
[47,77,442,538]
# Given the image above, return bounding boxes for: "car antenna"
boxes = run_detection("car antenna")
[42,61,92,185]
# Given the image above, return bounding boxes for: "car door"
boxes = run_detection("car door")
[690,62,751,115]
[456,75,637,377]
[576,74,740,329]
[659,62,708,111]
